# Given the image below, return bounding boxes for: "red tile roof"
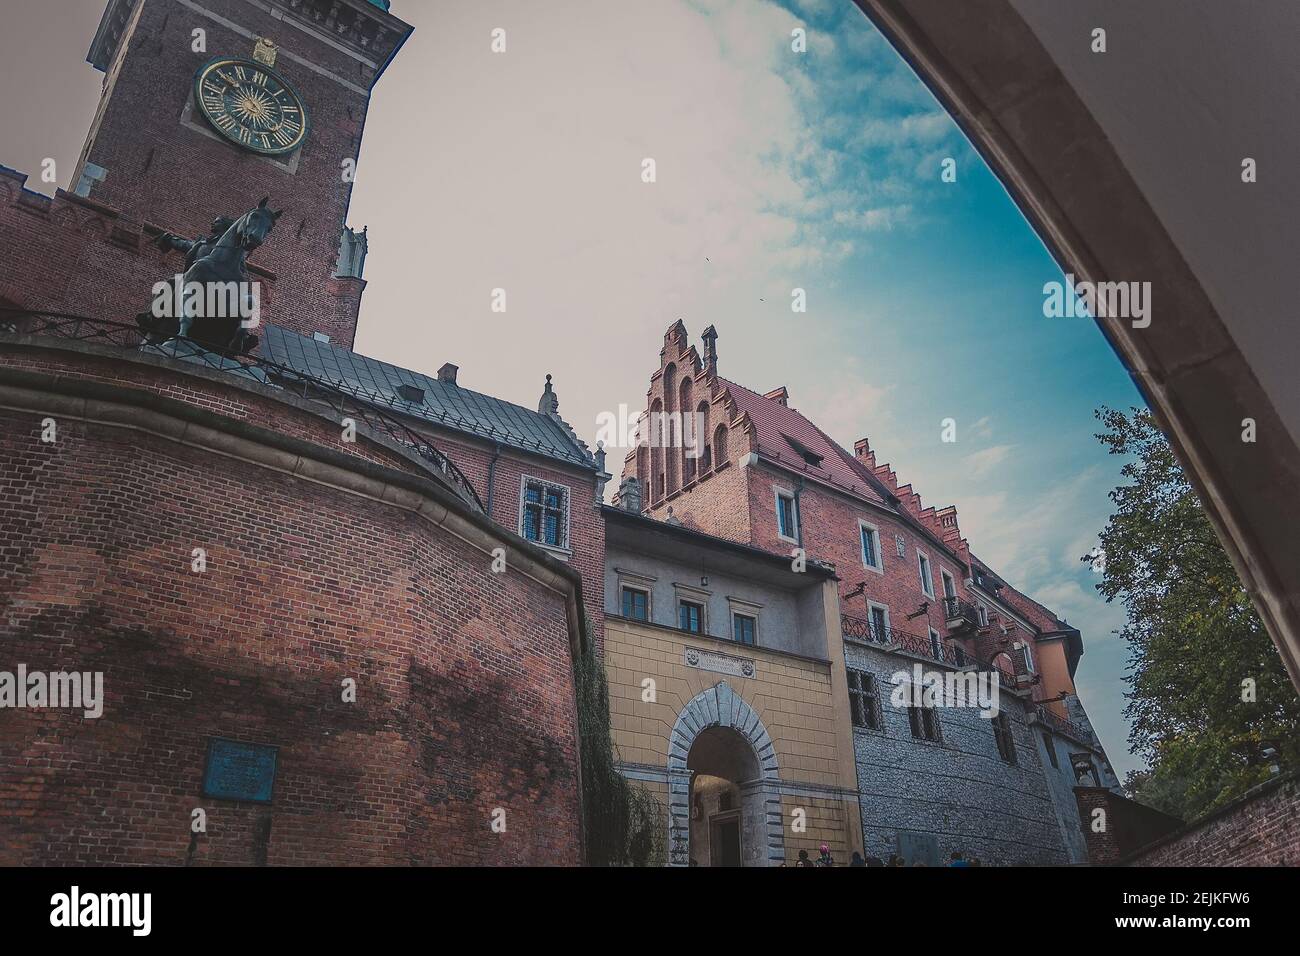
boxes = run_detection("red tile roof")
[720,378,892,507]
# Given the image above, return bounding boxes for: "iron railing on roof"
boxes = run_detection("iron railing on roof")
[0,308,486,512]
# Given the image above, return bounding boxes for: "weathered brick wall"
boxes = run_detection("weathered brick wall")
[413,430,605,655]
[1090,773,1299,867]
[0,349,583,866]
[844,640,1069,866]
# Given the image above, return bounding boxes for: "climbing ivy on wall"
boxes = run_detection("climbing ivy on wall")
[573,626,664,866]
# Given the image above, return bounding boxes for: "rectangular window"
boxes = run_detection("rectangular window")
[908,704,942,742]
[521,478,568,549]
[621,587,649,621]
[775,490,798,541]
[847,669,882,730]
[929,627,943,661]
[994,713,1017,764]
[941,569,956,600]
[869,604,889,643]
[678,600,704,634]
[1042,732,1059,769]
[860,522,881,570]
[977,603,989,627]
[917,550,934,598]
[733,613,756,646]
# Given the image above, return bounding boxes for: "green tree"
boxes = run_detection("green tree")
[1091,406,1300,820]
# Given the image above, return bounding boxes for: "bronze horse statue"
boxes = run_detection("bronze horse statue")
[138,197,282,356]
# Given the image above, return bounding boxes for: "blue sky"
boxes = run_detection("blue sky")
[333,0,1144,776]
[0,0,1148,776]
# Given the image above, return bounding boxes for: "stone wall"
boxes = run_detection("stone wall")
[845,640,1070,865]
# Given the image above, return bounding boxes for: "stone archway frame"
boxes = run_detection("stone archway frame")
[666,681,784,866]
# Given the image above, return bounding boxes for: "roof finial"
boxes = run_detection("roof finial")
[538,373,559,416]
[701,325,718,375]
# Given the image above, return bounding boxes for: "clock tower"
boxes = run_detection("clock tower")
[76,0,412,348]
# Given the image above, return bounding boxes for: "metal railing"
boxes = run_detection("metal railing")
[1035,705,1094,745]
[0,308,486,512]
[842,611,1018,682]
[941,595,980,629]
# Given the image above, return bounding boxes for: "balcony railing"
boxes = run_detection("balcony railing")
[942,595,980,630]
[1035,705,1094,746]
[842,612,1020,684]
[0,308,486,513]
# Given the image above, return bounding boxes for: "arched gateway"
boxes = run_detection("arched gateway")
[666,682,784,866]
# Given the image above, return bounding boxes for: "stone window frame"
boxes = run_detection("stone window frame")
[867,601,891,642]
[615,569,656,624]
[674,582,711,635]
[1015,639,1036,674]
[917,547,935,599]
[773,486,799,544]
[727,596,763,648]
[858,519,884,574]
[847,668,884,732]
[940,566,957,600]
[518,475,572,555]
[993,712,1017,764]
[928,626,943,661]
[907,700,944,744]
[1042,731,1059,769]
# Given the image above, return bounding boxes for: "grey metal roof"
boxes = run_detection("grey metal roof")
[262,324,595,468]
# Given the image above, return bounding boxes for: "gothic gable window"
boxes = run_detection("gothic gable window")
[993,712,1017,764]
[520,477,569,550]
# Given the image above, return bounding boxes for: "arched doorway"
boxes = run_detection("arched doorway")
[667,682,783,866]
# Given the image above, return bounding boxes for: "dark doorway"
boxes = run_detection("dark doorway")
[710,812,741,867]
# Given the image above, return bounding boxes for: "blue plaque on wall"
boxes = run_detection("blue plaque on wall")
[202,738,278,803]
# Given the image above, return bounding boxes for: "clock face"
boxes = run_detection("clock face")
[194,58,309,156]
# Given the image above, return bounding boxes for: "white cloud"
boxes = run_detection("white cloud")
[961,443,1015,478]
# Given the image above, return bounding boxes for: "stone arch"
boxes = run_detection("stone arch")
[665,681,783,866]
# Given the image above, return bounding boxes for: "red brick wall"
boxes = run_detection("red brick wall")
[0,171,362,348]
[1121,775,1300,867]
[0,349,582,866]
[418,429,606,654]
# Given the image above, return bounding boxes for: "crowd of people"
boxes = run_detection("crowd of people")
[783,846,983,867]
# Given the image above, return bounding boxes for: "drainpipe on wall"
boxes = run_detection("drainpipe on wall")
[793,476,806,549]
[485,441,502,518]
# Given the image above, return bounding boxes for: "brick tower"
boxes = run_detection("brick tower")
[74,0,412,347]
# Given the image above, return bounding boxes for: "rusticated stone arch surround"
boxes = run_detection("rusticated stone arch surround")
[666,681,784,866]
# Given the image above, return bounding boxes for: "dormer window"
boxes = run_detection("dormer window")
[782,432,824,469]
[395,383,425,404]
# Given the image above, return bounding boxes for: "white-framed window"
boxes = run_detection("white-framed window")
[940,568,957,600]
[977,603,989,627]
[1021,641,1036,674]
[929,627,943,661]
[859,520,883,572]
[867,602,891,643]
[520,476,570,551]
[774,487,799,543]
[917,549,934,598]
